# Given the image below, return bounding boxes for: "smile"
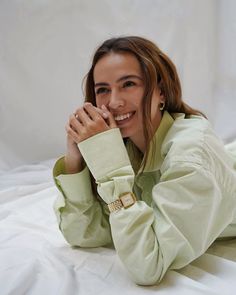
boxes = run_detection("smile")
[114,112,135,122]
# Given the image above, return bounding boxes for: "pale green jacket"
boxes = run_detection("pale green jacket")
[53,111,236,285]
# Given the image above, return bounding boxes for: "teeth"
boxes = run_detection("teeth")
[114,112,133,121]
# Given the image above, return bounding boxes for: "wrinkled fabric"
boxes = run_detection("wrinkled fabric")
[54,111,236,285]
[1,161,236,294]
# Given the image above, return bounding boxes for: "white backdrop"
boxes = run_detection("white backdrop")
[0,0,236,170]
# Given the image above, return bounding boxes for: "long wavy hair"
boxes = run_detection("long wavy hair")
[83,36,205,170]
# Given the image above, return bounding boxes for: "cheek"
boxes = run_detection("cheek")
[131,91,143,108]
[151,100,159,114]
[134,102,144,123]
[136,97,144,112]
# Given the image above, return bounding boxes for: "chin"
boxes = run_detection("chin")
[119,127,135,139]
[118,128,128,138]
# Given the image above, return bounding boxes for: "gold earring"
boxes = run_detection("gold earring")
[159,101,165,111]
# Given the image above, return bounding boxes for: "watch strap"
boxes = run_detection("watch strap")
[108,192,136,213]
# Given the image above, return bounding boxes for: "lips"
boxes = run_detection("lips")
[114,112,135,122]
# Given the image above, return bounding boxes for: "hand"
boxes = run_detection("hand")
[68,102,117,143]
[64,103,116,173]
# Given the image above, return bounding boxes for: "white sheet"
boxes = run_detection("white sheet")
[0,161,236,295]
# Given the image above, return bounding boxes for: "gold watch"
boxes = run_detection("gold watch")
[108,192,136,213]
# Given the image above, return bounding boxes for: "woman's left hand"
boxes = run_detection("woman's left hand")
[74,102,117,142]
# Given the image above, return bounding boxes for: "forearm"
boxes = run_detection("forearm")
[55,194,112,247]
[77,129,164,283]
[110,202,164,285]
[53,157,112,247]
[64,155,84,174]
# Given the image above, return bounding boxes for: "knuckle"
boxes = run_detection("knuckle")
[84,102,92,107]
[69,114,76,122]
[75,106,83,112]
[96,116,103,124]
[68,127,74,134]
[73,110,82,119]
[77,107,84,113]
[67,129,72,135]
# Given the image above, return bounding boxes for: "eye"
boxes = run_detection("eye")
[123,81,135,88]
[95,87,110,95]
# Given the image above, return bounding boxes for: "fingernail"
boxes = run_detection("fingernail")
[101,105,108,118]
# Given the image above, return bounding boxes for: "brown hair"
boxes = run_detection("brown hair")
[83,36,205,169]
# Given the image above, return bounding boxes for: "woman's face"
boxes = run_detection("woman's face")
[93,52,163,146]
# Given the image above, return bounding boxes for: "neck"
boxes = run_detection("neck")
[130,116,161,154]
[129,133,146,154]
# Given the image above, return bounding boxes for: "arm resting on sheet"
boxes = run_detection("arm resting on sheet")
[53,157,112,247]
[78,128,236,285]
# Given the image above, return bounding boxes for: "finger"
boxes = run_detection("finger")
[65,123,81,143]
[101,105,117,128]
[80,103,108,119]
[75,107,92,126]
[83,102,105,122]
[69,113,83,130]
[68,114,86,140]
[94,106,108,119]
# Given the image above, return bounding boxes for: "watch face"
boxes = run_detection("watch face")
[120,193,136,208]
[108,193,136,213]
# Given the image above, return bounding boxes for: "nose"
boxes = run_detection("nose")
[108,89,125,110]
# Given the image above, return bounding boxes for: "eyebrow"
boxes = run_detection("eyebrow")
[94,75,142,88]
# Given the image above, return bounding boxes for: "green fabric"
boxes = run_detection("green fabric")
[53,111,236,285]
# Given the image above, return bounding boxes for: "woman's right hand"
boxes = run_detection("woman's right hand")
[64,103,110,174]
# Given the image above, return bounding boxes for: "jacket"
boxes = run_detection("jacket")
[53,111,236,285]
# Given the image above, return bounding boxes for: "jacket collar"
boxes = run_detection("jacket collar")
[126,111,174,174]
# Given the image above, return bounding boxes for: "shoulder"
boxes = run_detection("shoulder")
[158,113,236,204]
[161,113,222,167]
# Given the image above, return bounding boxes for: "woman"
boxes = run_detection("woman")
[53,36,236,285]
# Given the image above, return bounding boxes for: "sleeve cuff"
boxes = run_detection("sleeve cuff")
[53,157,94,203]
[78,128,131,181]
[53,156,66,177]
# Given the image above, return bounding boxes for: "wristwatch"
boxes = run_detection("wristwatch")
[108,192,136,213]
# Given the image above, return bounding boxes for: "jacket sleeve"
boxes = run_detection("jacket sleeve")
[53,156,112,247]
[78,128,236,286]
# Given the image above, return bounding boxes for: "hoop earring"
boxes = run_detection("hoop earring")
[159,101,165,111]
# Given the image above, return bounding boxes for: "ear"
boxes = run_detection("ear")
[158,85,165,100]
[157,79,164,97]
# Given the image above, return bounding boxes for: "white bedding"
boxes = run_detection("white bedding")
[0,160,236,295]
